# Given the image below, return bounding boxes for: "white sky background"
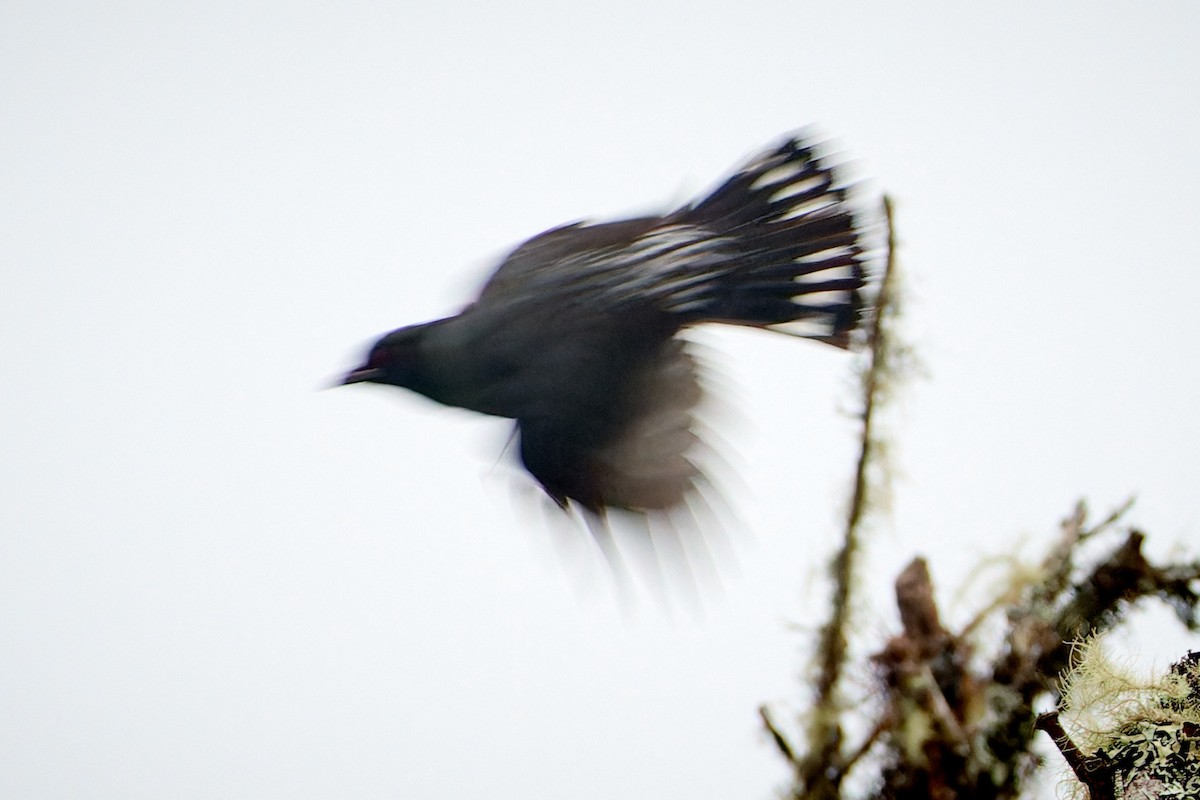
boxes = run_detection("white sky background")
[3,2,1199,798]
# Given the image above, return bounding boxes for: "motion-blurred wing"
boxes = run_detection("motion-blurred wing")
[516,336,703,513]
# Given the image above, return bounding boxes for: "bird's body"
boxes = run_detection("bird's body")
[344,135,870,514]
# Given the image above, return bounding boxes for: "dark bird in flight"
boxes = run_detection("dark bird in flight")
[342,134,870,517]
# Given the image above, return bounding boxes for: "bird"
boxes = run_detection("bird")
[342,133,870,519]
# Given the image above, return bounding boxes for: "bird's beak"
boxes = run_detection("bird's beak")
[340,366,384,385]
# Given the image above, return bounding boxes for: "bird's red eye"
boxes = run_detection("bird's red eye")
[367,348,389,369]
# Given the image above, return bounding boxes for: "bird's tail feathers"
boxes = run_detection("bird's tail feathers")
[667,135,873,345]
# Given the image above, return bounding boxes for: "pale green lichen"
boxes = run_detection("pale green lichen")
[1056,637,1199,798]
[1060,638,1198,751]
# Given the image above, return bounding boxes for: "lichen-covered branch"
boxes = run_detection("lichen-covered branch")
[1041,647,1200,799]
[790,195,904,799]
[765,199,1200,800]
[784,502,1199,800]
[867,504,1199,800]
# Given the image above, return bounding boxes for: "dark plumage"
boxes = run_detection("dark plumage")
[343,134,870,514]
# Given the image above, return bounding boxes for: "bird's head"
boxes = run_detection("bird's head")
[342,325,428,390]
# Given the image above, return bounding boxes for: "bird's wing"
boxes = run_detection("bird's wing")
[476,217,665,303]
[474,135,867,345]
[515,333,704,513]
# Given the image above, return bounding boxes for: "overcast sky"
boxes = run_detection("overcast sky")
[3,2,1199,798]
